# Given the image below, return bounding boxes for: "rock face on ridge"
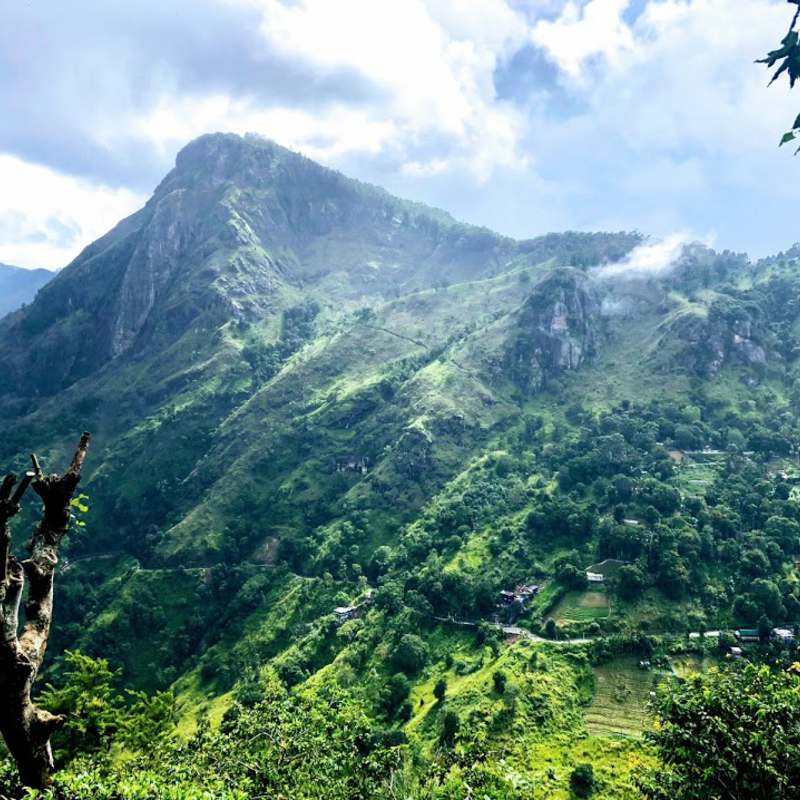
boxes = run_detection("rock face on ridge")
[503,270,601,393]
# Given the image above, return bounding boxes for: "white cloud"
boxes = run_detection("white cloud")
[0,156,143,271]
[218,0,529,179]
[137,95,400,160]
[531,0,634,78]
[518,0,800,254]
[533,0,794,158]
[590,233,688,280]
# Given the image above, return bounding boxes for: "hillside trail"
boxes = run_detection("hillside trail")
[61,552,686,646]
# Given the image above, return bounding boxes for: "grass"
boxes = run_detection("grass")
[550,590,611,625]
[669,653,719,678]
[584,656,661,738]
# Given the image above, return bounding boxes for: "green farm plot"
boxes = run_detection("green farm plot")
[550,590,610,625]
[669,653,719,678]
[673,460,721,496]
[584,657,662,737]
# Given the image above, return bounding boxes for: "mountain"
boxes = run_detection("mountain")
[3,133,800,796]
[0,262,54,318]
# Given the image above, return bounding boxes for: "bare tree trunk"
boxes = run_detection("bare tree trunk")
[0,433,91,789]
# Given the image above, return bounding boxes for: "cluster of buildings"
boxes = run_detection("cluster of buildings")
[727,627,796,658]
[498,583,542,608]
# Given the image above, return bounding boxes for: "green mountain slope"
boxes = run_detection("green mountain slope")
[3,133,800,797]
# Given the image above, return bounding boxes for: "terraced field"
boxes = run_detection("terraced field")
[550,590,611,625]
[584,657,663,737]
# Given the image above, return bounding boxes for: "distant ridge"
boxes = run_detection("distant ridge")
[0,262,54,318]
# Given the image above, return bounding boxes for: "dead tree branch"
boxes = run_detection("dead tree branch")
[0,432,91,789]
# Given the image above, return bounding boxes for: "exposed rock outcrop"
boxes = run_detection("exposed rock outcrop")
[503,270,600,393]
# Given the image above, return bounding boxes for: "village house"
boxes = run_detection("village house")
[334,606,360,625]
[499,590,516,605]
[689,630,721,639]
[772,627,795,644]
[333,588,376,625]
[736,628,760,643]
[333,457,370,474]
[586,572,604,583]
[729,646,743,658]
[498,583,542,607]
[515,584,542,603]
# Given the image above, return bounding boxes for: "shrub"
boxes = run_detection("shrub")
[570,763,596,797]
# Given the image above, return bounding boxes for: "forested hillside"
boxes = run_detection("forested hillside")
[2,133,800,797]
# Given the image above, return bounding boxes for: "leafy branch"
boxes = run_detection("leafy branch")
[758,0,800,151]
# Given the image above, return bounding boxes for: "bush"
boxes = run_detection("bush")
[433,678,447,702]
[441,710,461,744]
[492,670,507,694]
[570,763,596,797]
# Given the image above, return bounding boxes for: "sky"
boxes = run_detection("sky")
[1,0,798,271]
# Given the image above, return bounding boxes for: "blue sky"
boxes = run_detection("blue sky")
[0,0,798,270]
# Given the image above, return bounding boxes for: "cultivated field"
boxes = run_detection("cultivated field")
[584,656,661,737]
[550,590,611,625]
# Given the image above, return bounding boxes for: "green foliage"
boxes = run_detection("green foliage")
[118,690,176,756]
[758,2,800,151]
[440,709,461,745]
[636,664,800,799]
[39,652,122,765]
[570,763,597,798]
[2,679,401,800]
[392,634,429,676]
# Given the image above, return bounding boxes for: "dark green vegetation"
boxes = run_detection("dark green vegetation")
[0,263,54,319]
[636,663,800,799]
[760,0,800,149]
[3,133,800,795]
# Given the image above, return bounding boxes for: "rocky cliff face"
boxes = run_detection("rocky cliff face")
[503,270,601,393]
[653,307,768,379]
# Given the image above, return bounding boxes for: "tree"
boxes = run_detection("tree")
[570,763,596,798]
[382,673,410,717]
[119,689,176,756]
[433,677,447,702]
[0,433,91,789]
[492,670,507,694]
[559,564,588,590]
[759,0,800,150]
[38,651,122,765]
[618,564,645,600]
[392,634,429,675]
[636,664,800,799]
[441,709,460,745]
